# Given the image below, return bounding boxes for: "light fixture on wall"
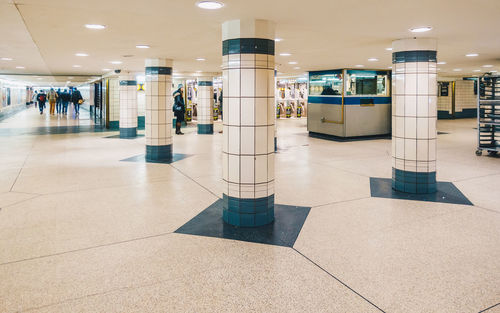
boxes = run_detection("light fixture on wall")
[197,1,224,9]
[85,24,106,29]
[409,26,433,33]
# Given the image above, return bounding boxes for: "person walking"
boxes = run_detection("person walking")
[173,84,185,135]
[37,90,47,114]
[47,88,58,115]
[32,90,38,108]
[56,88,62,114]
[71,87,83,116]
[61,89,70,115]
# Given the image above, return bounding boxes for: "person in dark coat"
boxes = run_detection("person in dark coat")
[71,87,83,116]
[173,84,185,135]
[61,89,70,115]
[37,90,47,114]
[56,88,62,114]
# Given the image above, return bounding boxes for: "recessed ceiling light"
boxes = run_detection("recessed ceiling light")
[135,45,150,49]
[68,76,74,79]
[196,70,202,73]
[482,65,493,68]
[473,69,481,72]
[1,57,13,61]
[85,24,106,29]
[280,53,291,56]
[75,53,88,57]
[437,61,446,65]
[102,68,111,71]
[368,58,379,62]
[72,65,81,68]
[453,69,462,71]
[466,53,479,57]
[197,1,224,9]
[410,26,433,33]
[288,61,298,65]
[16,66,25,69]
[388,66,392,69]
[385,48,393,51]
[293,67,300,70]
[355,65,364,68]
[110,61,122,64]
[274,38,283,42]
[196,58,206,61]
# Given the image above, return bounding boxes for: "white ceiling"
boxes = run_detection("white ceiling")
[1,0,499,85]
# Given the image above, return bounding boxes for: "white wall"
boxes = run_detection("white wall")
[0,80,28,114]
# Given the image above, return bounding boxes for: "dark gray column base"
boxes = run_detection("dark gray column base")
[119,127,137,138]
[392,168,437,194]
[197,124,214,134]
[146,144,173,162]
[222,194,274,227]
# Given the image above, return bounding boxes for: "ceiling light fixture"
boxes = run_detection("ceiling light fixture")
[473,69,481,72]
[85,24,106,29]
[72,65,81,68]
[293,67,300,70]
[368,58,379,62]
[196,1,224,9]
[196,58,206,61]
[355,64,364,68]
[437,61,446,65]
[1,57,13,61]
[136,45,150,49]
[453,69,462,71]
[274,38,283,42]
[16,66,25,69]
[388,66,392,69]
[410,26,433,33]
[280,53,291,56]
[75,53,88,57]
[102,68,111,71]
[385,48,393,51]
[482,64,493,68]
[196,70,202,73]
[288,61,298,65]
[466,53,479,57]
[110,61,122,64]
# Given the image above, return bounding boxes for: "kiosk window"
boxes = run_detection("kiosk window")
[345,70,389,96]
[309,73,343,96]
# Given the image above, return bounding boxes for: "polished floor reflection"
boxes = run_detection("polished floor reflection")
[0,107,499,313]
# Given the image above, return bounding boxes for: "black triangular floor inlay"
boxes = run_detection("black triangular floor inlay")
[175,199,311,247]
[370,177,473,206]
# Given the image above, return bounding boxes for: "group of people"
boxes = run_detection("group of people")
[33,88,83,116]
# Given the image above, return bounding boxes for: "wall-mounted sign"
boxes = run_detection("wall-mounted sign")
[440,82,449,96]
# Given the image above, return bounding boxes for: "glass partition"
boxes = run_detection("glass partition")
[309,72,343,96]
[344,70,389,96]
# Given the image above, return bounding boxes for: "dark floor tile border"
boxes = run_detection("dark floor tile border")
[120,153,191,164]
[175,199,310,248]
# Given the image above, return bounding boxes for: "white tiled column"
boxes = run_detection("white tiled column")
[222,19,276,227]
[119,74,138,138]
[108,78,120,130]
[145,58,173,161]
[392,38,438,194]
[197,76,214,134]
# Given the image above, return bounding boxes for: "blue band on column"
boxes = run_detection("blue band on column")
[119,127,137,138]
[392,168,437,194]
[146,145,172,161]
[392,50,437,63]
[222,194,275,227]
[108,120,119,130]
[119,80,137,86]
[222,38,275,56]
[137,116,145,129]
[197,124,213,134]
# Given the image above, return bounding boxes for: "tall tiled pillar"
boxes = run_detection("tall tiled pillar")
[119,74,138,138]
[222,19,276,227]
[392,38,438,194]
[145,58,173,161]
[108,78,120,130]
[197,77,214,134]
[137,88,146,130]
